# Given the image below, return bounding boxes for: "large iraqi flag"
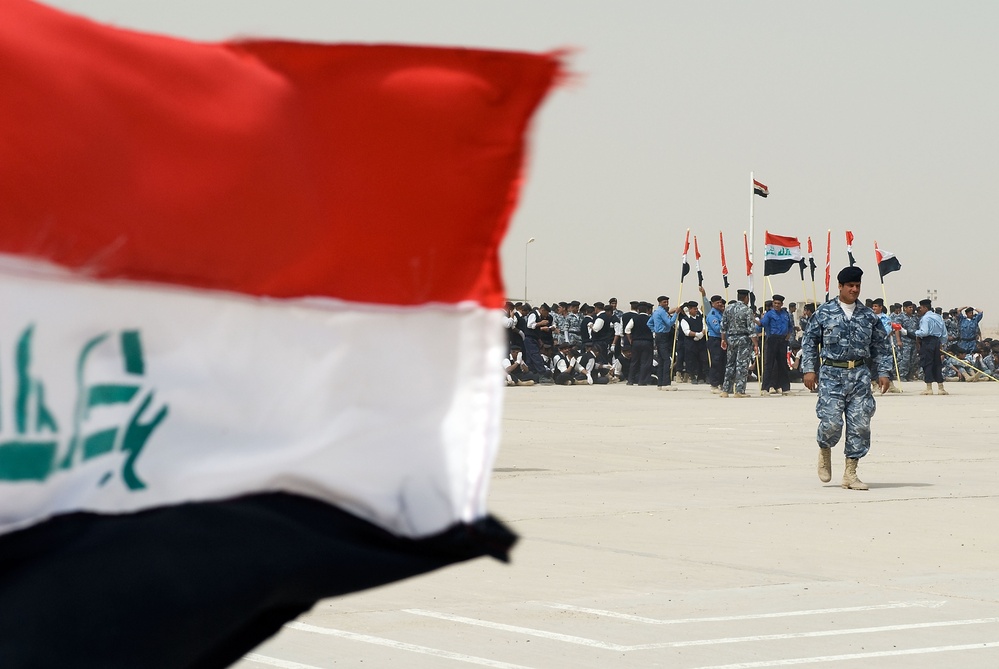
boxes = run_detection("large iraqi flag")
[0,1,561,667]
[763,232,803,276]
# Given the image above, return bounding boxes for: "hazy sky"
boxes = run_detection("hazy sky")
[46,1,999,327]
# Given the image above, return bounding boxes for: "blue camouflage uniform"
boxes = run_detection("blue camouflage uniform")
[801,300,891,459]
[956,310,983,354]
[720,300,756,394]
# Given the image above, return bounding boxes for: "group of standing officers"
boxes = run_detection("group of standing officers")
[505,265,986,492]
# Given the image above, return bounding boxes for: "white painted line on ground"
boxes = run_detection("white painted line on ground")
[285,622,534,669]
[543,600,946,625]
[244,654,326,669]
[626,617,999,650]
[689,640,999,668]
[406,608,997,653]
[404,609,630,651]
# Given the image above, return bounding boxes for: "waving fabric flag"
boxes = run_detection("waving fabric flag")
[875,243,902,279]
[753,179,770,198]
[681,229,691,280]
[846,230,856,266]
[744,232,755,307]
[807,237,817,282]
[720,232,730,289]
[824,230,832,300]
[763,232,803,276]
[0,1,561,667]
[694,236,704,286]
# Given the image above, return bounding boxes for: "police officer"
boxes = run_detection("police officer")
[801,266,891,491]
[649,295,679,391]
[896,301,920,381]
[720,289,758,398]
[699,286,727,392]
[898,298,948,395]
[760,294,793,395]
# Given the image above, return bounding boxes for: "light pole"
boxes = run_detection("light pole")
[524,237,535,302]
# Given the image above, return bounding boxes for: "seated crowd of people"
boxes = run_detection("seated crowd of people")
[502,294,996,389]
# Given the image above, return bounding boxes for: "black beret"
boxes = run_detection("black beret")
[872,298,884,306]
[903,300,914,307]
[737,289,750,297]
[772,294,785,302]
[657,295,669,302]
[919,299,932,308]
[710,295,723,303]
[837,266,864,283]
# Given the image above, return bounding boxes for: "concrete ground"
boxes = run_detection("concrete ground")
[236,379,999,668]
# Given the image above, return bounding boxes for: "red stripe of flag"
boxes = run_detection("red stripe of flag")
[0,0,562,308]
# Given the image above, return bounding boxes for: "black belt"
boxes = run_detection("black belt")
[822,358,868,369]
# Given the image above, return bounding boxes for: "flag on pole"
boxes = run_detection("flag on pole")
[824,230,832,300]
[744,232,755,307]
[763,232,803,276]
[753,179,769,198]
[875,243,902,279]
[681,229,691,280]
[0,1,561,666]
[694,235,704,286]
[807,237,817,282]
[846,230,856,266]
[720,232,730,289]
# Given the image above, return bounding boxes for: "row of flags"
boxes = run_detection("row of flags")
[680,229,902,291]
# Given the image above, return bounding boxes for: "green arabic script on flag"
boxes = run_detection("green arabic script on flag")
[0,327,168,489]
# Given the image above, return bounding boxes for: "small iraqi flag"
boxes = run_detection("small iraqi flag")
[753,179,769,198]
[846,230,857,266]
[0,1,561,667]
[763,232,803,276]
[681,229,691,280]
[875,243,902,278]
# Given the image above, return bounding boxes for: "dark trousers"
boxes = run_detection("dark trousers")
[629,339,654,385]
[654,332,673,386]
[523,336,548,377]
[706,337,726,387]
[683,338,708,382]
[764,335,789,391]
[920,336,943,383]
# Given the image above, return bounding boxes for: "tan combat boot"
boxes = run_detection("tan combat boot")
[937,383,948,395]
[817,448,832,483]
[920,383,933,395]
[888,381,901,393]
[842,458,869,490]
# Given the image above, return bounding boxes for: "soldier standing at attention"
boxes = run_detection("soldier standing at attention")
[801,266,891,490]
[760,294,793,395]
[896,301,920,381]
[719,289,758,398]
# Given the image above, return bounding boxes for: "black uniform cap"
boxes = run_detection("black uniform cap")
[903,300,914,307]
[837,266,863,283]
[772,294,785,302]
[872,298,884,307]
[737,289,750,297]
[919,298,932,308]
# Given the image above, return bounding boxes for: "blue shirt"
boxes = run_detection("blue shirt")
[701,297,724,338]
[760,308,792,336]
[649,306,677,333]
[914,311,947,339]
